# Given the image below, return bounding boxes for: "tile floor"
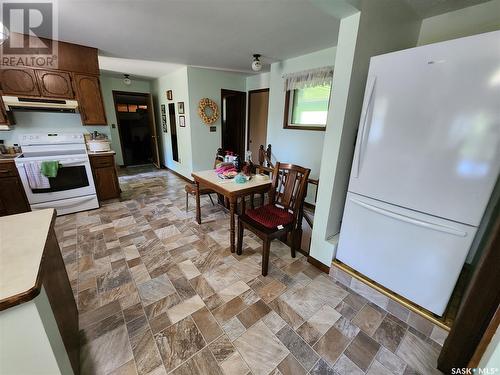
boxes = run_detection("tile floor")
[54,167,446,375]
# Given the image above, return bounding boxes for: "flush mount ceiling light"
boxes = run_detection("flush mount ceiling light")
[251,54,262,72]
[123,74,131,85]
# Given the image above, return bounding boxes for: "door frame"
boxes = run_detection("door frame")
[246,88,269,151]
[111,90,160,168]
[221,89,246,157]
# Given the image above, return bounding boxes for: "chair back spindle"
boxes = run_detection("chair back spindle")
[269,162,310,220]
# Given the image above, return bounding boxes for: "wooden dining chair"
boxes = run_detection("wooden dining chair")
[184,149,224,211]
[236,162,311,276]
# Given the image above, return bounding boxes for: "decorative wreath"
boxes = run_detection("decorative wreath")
[198,98,220,125]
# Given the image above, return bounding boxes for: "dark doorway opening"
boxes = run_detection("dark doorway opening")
[221,89,246,157]
[112,91,160,167]
[168,103,179,162]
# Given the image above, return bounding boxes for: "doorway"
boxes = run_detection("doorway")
[112,91,160,168]
[247,88,269,162]
[221,89,246,157]
[168,103,179,163]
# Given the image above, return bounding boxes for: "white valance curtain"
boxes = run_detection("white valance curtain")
[283,66,334,91]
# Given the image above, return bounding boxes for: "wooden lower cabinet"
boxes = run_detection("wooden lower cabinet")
[89,154,120,201]
[0,161,30,216]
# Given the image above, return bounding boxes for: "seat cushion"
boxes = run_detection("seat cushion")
[246,204,294,229]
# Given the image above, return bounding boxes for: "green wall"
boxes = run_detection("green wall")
[187,67,247,172]
[152,67,192,178]
[417,0,500,45]
[266,47,336,193]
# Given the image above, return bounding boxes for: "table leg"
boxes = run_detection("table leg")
[241,196,246,215]
[195,181,201,224]
[230,198,236,253]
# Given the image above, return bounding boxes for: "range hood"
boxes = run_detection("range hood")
[2,96,79,113]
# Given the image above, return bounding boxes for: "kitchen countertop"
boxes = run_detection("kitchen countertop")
[0,154,21,163]
[0,209,56,309]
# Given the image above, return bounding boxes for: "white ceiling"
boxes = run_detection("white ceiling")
[52,0,493,78]
[56,0,346,76]
[98,56,184,79]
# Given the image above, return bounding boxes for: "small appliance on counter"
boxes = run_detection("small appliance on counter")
[85,131,111,153]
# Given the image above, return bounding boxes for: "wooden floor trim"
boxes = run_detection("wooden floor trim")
[307,256,330,274]
[333,260,450,331]
[165,167,194,183]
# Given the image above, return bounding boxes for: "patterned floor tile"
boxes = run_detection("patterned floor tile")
[55,168,445,375]
[234,321,289,375]
[154,316,206,372]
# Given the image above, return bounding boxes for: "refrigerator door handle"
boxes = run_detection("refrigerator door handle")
[354,76,376,178]
[350,197,468,237]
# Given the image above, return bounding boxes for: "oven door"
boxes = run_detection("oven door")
[17,157,96,204]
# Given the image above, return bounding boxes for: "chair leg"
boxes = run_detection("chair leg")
[237,219,244,255]
[250,193,255,209]
[185,192,189,212]
[290,230,297,258]
[208,194,215,206]
[262,238,271,276]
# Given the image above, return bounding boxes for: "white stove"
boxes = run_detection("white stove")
[15,133,99,215]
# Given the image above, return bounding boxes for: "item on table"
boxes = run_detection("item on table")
[224,151,237,163]
[234,155,242,172]
[255,173,269,181]
[216,162,238,179]
[234,173,248,184]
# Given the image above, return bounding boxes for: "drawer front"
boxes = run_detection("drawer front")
[90,155,114,168]
[0,161,18,178]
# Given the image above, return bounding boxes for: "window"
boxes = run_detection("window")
[283,67,333,131]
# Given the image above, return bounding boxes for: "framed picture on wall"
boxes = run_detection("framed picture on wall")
[179,115,186,127]
[178,102,185,114]
[161,114,167,132]
[166,90,173,100]
[160,104,166,115]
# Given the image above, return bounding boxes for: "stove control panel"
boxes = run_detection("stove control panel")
[20,133,84,146]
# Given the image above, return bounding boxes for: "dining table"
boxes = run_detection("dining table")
[191,169,272,253]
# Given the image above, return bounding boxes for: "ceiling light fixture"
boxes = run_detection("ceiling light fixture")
[123,74,131,85]
[251,54,262,72]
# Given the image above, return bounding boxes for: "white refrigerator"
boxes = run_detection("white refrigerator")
[336,30,500,316]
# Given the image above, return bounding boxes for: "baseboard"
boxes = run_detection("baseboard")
[166,167,193,183]
[307,256,330,274]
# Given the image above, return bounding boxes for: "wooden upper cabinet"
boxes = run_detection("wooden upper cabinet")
[0,68,40,96]
[73,74,107,125]
[3,32,99,75]
[35,70,75,99]
[0,96,13,126]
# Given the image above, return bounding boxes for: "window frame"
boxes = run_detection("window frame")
[283,86,330,131]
